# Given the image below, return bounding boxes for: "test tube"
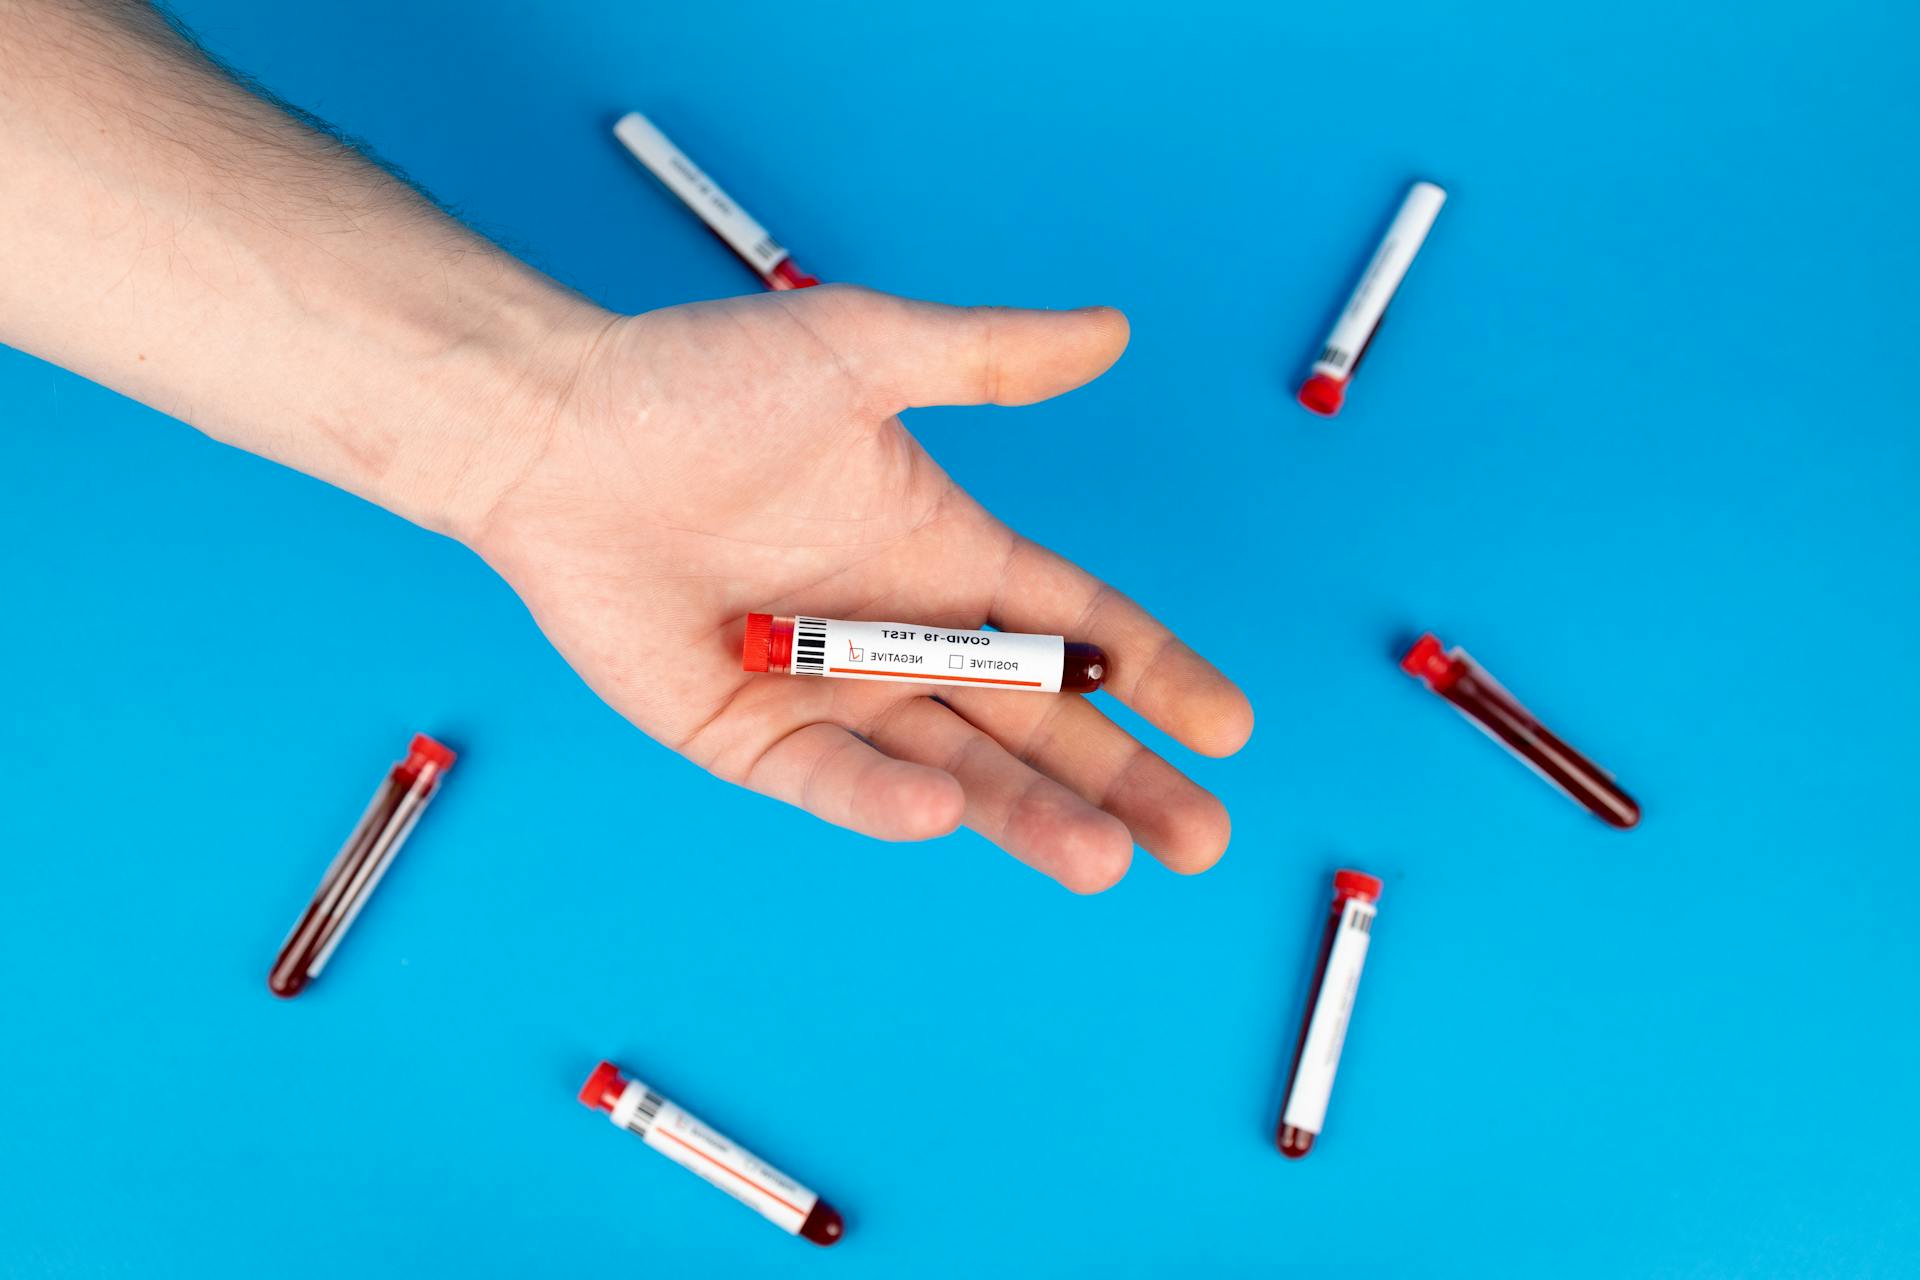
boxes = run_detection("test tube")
[579,1061,845,1246]
[1276,870,1382,1159]
[742,613,1108,693]
[613,111,821,291]
[267,734,455,997]
[1401,633,1640,829]
[1297,181,1446,416]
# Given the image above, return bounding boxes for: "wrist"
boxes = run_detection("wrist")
[347,262,616,545]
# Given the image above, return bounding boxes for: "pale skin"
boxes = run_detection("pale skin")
[0,1,1253,892]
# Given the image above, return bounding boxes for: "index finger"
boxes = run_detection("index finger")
[986,535,1254,757]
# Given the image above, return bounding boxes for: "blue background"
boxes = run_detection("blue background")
[3,0,1916,1275]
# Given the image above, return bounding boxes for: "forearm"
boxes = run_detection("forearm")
[0,0,607,536]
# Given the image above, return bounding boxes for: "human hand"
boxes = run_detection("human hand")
[465,286,1253,892]
[0,4,1247,891]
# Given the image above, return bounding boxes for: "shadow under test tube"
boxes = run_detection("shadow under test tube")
[1401,634,1639,828]
[1277,870,1382,1158]
[268,734,455,997]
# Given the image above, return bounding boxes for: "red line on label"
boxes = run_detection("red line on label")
[829,667,1042,687]
[650,1126,808,1220]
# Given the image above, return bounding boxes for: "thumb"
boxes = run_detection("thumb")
[806,286,1130,409]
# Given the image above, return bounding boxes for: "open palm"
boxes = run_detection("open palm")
[472,285,1252,891]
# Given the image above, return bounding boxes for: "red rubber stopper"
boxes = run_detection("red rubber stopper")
[769,259,821,290]
[742,613,773,673]
[578,1061,629,1114]
[1334,869,1384,902]
[1400,634,1455,686]
[407,734,457,771]
[1297,373,1348,416]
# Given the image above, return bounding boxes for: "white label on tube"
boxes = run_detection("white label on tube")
[613,112,790,275]
[610,1081,819,1235]
[1310,182,1447,380]
[1281,897,1377,1136]
[791,617,1066,693]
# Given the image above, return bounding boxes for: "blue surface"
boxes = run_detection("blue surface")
[3,1,1917,1275]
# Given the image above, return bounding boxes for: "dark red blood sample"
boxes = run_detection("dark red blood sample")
[267,776,401,997]
[1276,901,1332,1161]
[1401,634,1640,829]
[268,735,454,997]
[799,1201,845,1246]
[1276,870,1382,1158]
[1276,883,1344,1157]
[1063,641,1107,693]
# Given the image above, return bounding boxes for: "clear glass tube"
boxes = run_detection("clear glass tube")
[268,734,455,997]
[1402,634,1640,828]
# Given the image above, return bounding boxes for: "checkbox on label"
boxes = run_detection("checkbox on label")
[850,647,864,661]
[949,654,966,669]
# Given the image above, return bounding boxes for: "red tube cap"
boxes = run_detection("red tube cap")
[769,259,821,290]
[1297,373,1348,416]
[1334,869,1384,902]
[578,1060,629,1114]
[742,613,773,673]
[1400,634,1456,686]
[407,734,457,771]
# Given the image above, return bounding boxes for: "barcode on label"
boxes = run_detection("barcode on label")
[1319,345,1351,370]
[1347,907,1374,935]
[792,617,828,675]
[622,1090,665,1139]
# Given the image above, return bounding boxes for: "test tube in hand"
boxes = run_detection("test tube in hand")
[267,734,455,997]
[743,613,1108,693]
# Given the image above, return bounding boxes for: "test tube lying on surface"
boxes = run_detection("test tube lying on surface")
[1277,870,1382,1158]
[1401,634,1640,829]
[580,1060,845,1246]
[613,111,821,291]
[1297,181,1446,417]
[743,613,1108,693]
[267,734,455,997]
